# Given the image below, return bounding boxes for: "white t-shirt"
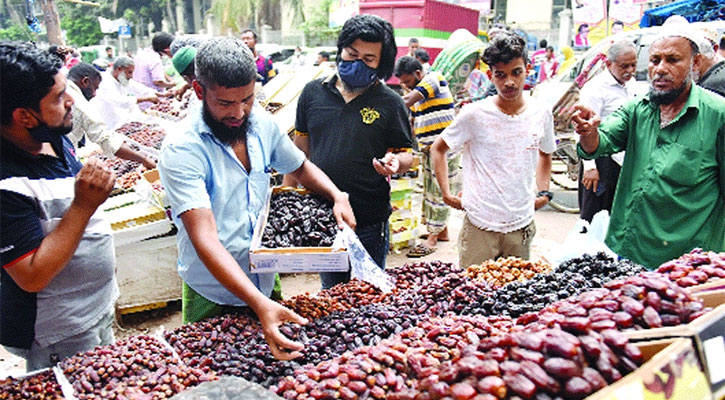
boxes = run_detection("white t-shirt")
[441,97,556,233]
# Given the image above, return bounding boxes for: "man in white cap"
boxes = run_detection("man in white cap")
[571,27,725,269]
[694,29,725,97]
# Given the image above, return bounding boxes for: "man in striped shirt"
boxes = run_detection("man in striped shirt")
[395,56,459,256]
[1,42,118,370]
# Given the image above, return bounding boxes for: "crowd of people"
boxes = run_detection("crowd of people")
[1,13,723,372]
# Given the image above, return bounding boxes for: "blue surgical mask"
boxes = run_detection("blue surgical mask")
[337,59,378,88]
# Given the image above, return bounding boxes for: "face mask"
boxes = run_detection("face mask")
[27,115,72,143]
[337,59,378,88]
[118,73,129,87]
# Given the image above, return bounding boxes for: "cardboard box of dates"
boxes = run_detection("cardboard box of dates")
[620,290,725,398]
[586,338,712,400]
[250,187,349,274]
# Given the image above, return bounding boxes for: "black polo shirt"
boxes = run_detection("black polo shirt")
[295,75,414,227]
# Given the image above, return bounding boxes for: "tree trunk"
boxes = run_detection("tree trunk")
[40,0,63,45]
[5,0,25,27]
[165,0,177,32]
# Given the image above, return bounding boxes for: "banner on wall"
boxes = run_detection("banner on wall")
[572,0,607,47]
[609,0,645,33]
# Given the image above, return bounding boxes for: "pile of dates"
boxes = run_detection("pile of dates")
[465,257,551,288]
[275,314,639,400]
[404,328,642,400]
[519,272,709,332]
[387,272,493,317]
[280,292,348,321]
[61,335,216,399]
[261,191,338,248]
[321,279,392,309]
[0,370,63,400]
[284,304,419,368]
[167,305,417,388]
[387,260,461,291]
[116,122,166,150]
[656,248,725,287]
[165,313,288,385]
[273,315,515,399]
[464,254,644,318]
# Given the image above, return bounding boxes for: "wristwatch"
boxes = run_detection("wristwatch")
[537,190,554,201]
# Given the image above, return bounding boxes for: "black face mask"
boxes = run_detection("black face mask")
[27,112,72,143]
[202,101,250,146]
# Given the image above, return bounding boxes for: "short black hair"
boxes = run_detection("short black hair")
[318,51,330,60]
[152,32,175,53]
[414,48,430,63]
[539,39,547,48]
[546,46,554,52]
[720,35,725,49]
[482,32,529,68]
[336,14,397,80]
[68,61,101,84]
[1,41,62,126]
[578,24,589,33]
[394,56,422,77]
[242,29,258,40]
[409,38,419,45]
[612,20,624,27]
[105,46,112,51]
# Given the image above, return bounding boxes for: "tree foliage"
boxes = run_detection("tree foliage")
[58,2,104,47]
[300,0,339,46]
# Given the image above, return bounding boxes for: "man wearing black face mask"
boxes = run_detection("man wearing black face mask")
[0,42,118,370]
[283,14,415,289]
[66,62,156,169]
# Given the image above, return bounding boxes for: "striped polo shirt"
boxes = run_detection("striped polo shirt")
[0,136,118,349]
[411,71,456,146]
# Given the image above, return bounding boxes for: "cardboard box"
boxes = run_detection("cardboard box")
[249,187,349,274]
[586,338,712,400]
[687,278,725,295]
[623,290,725,398]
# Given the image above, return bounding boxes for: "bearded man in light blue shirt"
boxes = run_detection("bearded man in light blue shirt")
[159,37,355,361]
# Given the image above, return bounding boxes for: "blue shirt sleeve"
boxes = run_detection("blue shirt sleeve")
[158,141,213,219]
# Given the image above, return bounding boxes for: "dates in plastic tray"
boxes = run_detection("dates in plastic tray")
[0,370,63,400]
[60,335,216,399]
[261,191,338,248]
[656,248,725,288]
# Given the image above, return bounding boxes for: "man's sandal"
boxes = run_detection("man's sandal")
[406,244,437,258]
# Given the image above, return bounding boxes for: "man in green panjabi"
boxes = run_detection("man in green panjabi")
[572,29,725,269]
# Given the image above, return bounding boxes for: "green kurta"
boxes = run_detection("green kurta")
[578,84,725,269]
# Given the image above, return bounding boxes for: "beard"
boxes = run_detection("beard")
[202,101,250,146]
[80,86,94,101]
[648,70,692,105]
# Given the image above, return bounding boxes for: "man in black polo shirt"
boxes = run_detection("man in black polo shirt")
[1,42,117,370]
[283,15,414,289]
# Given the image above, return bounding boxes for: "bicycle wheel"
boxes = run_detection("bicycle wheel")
[548,199,580,214]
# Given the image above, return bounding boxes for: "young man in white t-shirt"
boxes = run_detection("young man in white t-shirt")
[430,33,556,268]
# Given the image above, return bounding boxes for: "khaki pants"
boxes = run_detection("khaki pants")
[458,215,536,269]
